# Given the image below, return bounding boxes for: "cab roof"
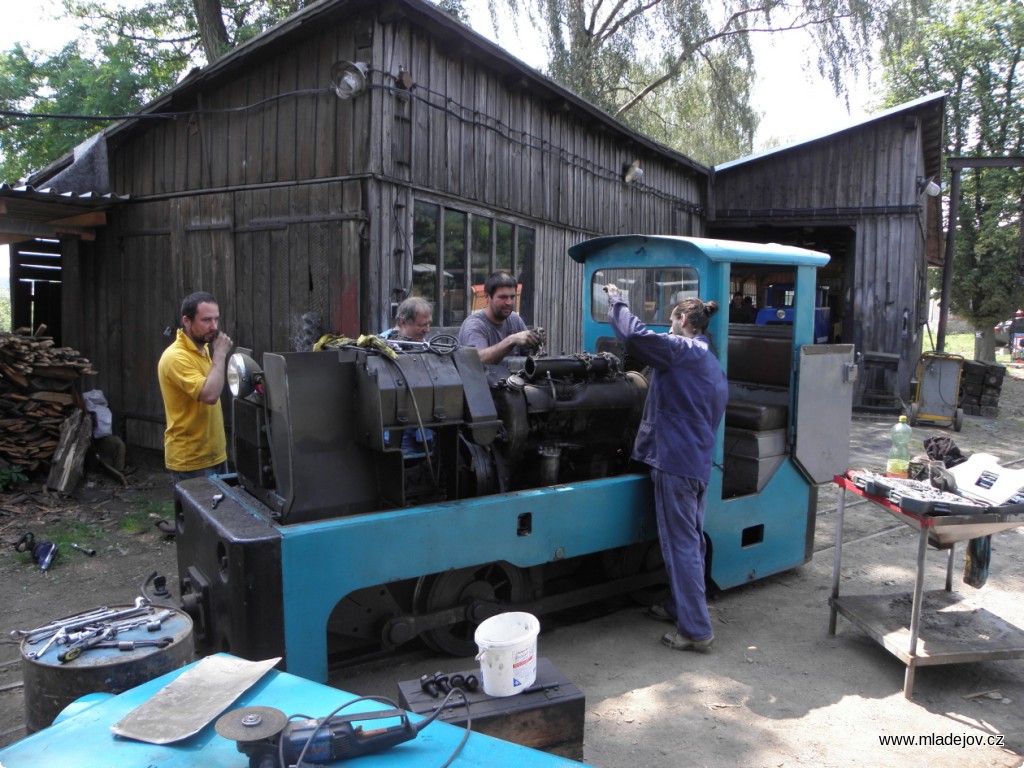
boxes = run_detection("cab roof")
[568,235,830,268]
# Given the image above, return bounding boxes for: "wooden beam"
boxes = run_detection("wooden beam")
[947,156,1024,169]
[0,218,96,242]
[51,211,107,228]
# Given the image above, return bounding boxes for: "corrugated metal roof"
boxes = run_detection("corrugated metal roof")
[0,184,128,245]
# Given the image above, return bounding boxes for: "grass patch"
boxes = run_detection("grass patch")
[931,333,975,358]
[923,332,1015,362]
[119,498,174,535]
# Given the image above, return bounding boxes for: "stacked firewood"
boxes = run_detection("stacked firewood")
[0,326,96,473]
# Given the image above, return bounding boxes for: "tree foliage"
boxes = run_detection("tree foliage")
[486,0,929,157]
[618,46,758,165]
[0,38,175,183]
[0,0,305,182]
[881,0,1024,337]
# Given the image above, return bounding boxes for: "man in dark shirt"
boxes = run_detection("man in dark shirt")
[458,271,540,363]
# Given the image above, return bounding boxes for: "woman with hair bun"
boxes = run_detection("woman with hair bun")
[604,286,729,653]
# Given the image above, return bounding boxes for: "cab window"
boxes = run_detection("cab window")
[591,268,699,324]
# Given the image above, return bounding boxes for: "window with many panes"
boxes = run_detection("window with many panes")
[413,201,535,327]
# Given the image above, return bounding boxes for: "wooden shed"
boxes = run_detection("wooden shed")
[1,0,708,452]
[711,93,946,407]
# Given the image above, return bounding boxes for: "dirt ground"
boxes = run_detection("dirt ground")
[2,363,1024,767]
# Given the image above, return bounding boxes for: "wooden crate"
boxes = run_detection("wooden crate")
[397,657,585,760]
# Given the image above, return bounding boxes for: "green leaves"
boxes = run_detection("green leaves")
[0,0,305,182]
[486,0,929,163]
[882,0,1024,329]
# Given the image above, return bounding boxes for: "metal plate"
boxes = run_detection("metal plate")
[111,654,280,744]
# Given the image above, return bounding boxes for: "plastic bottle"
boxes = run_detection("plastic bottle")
[885,415,912,478]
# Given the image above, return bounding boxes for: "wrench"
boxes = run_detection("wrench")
[17,597,149,642]
[110,609,173,635]
[58,627,116,663]
[14,607,113,640]
[27,627,67,661]
[94,636,174,651]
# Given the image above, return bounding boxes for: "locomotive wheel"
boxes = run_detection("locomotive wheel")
[421,562,528,656]
[602,542,670,607]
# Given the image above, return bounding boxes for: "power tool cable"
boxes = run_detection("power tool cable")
[286,688,471,768]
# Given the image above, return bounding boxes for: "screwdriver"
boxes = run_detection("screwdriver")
[70,543,97,557]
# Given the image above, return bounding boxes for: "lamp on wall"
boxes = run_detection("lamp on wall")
[623,159,644,185]
[332,61,368,99]
[917,176,941,197]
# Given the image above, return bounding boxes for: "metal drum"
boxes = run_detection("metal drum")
[20,605,194,733]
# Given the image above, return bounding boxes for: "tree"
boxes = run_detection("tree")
[0,36,180,183]
[486,0,929,152]
[0,0,306,182]
[881,0,1024,358]
[618,44,758,165]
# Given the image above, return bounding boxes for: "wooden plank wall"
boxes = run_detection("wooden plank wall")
[714,114,929,398]
[372,16,704,352]
[87,6,706,445]
[72,180,364,452]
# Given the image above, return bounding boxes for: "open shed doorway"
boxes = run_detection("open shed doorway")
[712,225,853,345]
[9,238,63,345]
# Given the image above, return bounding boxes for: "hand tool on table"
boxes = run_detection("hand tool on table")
[92,636,174,652]
[58,627,116,663]
[14,597,153,648]
[26,627,67,661]
[63,609,169,644]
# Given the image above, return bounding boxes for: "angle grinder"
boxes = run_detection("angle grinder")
[216,696,458,768]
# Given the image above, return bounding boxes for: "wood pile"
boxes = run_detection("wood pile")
[959,360,1006,418]
[0,326,96,474]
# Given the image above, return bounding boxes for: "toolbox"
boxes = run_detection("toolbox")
[397,657,585,760]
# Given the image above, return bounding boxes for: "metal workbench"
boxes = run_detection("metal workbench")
[828,475,1024,698]
[0,654,590,768]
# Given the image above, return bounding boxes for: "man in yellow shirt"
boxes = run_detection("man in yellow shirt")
[158,292,233,486]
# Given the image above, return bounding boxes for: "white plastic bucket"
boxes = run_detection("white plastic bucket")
[474,612,540,697]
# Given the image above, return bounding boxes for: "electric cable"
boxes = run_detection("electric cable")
[3,68,701,211]
[381,346,442,486]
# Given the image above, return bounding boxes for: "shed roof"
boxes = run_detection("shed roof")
[26,0,709,191]
[714,92,946,181]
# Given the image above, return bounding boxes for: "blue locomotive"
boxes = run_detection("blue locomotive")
[173,235,856,683]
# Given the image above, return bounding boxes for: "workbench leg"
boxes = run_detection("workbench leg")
[945,544,955,592]
[828,486,846,635]
[904,526,929,698]
[904,662,916,699]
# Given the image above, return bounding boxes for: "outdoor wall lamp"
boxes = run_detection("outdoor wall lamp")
[332,61,368,99]
[917,176,941,197]
[623,159,643,185]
